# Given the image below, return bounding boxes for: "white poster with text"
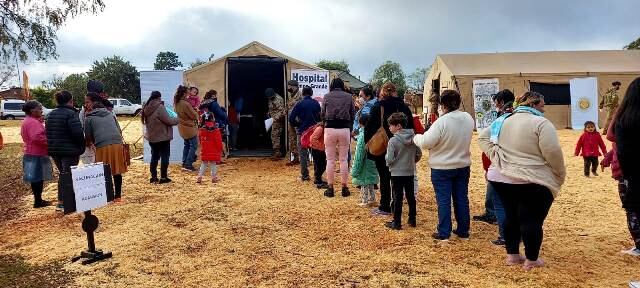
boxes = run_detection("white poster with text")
[72,164,108,213]
[473,79,500,129]
[291,69,329,100]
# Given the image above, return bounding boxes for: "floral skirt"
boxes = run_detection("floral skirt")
[23,155,53,183]
[95,144,128,175]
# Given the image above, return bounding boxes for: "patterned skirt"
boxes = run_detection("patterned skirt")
[95,144,128,175]
[23,155,53,183]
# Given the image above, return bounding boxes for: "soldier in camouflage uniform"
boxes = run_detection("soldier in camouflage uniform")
[266,88,286,160]
[599,81,622,135]
[286,80,302,165]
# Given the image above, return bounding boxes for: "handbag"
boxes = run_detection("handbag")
[365,106,389,156]
[300,124,319,148]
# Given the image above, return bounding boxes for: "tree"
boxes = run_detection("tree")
[51,73,89,105]
[88,56,141,103]
[371,61,407,97]
[624,37,640,50]
[31,86,55,108]
[316,59,350,73]
[0,63,16,87]
[406,66,431,92]
[189,58,207,69]
[0,0,105,62]
[154,51,182,70]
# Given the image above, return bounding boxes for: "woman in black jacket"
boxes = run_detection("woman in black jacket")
[613,77,640,256]
[364,82,414,216]
[45,90,85,211]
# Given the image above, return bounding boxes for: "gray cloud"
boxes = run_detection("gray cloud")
[21,0,640,86]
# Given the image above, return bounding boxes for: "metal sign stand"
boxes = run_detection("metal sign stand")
[71,210,112,265]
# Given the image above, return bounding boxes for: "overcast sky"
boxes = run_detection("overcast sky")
[14,0,640,88]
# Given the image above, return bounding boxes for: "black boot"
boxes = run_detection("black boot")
[324,187,335,198]
[385,221,401,230]
[408,218,417,227]
[341,186,351,197]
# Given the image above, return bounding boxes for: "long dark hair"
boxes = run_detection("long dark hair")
[142,91,162,124]
[616,77,640,132]
[174,85,188,106]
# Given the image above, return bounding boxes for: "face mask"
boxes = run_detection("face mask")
[287,88,294,93]
[438,107,444,115]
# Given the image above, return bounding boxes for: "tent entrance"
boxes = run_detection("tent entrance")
[226,56,287,157]
[529,82,571,105]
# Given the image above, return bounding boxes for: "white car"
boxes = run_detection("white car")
[0,99,52,120]
[108,98,142,116]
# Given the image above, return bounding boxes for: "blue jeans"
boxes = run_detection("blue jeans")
[431,167,471,238]
[488,182,505,239]
[484,184,496,218]
[182,136,198,169]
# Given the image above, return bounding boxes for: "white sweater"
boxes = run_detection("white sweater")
[413,110,474,170]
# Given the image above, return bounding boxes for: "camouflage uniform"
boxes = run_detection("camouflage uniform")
[599,87,620,135]
[287,89,302,162]
[268,94,286,153]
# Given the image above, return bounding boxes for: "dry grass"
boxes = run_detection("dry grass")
[0,125,638,287]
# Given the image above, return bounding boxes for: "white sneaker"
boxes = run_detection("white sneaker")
[357,202,368,207]
[621,247,640,256]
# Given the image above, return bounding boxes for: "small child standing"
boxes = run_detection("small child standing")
[575,121,607,177]
[310,123,328,189]
[351,115,379,207]
[197,112,223,183]
[385,112,422,230]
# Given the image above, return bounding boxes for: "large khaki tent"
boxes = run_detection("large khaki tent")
[423,50,640,128]
[184,41,325,156]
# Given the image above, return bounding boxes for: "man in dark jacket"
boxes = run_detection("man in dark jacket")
[46,91,85,211]
[289,86,321,181]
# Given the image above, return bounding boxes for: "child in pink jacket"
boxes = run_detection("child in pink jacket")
[575,121,607,177]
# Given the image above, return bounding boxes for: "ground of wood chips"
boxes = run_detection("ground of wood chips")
[1,119,638,287]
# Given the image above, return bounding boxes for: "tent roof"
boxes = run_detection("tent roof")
[437,50,640,76]
[185,41,322,75]
[330,70,367,89]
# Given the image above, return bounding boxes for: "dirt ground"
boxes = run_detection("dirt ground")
[0,119,638,287]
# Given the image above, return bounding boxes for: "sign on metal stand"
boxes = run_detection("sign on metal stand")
[61,163,115,265]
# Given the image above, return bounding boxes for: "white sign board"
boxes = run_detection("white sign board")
[570,77,599,130]
[291,69,329,100]
[140,70,184,163]
[72,164,107,213]
[473,79,500,129]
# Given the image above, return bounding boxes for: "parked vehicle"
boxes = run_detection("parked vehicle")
[1,99,25,120]
[108,98,142,116]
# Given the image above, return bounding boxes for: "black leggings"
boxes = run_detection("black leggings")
[392,176,416,224]
[150,140,171,179]
[374,156,392,213]
[583,156,598,176]
[31,181,43,203]
[311,149,326,183]
[114,175,123,198]
[491,182,554,261]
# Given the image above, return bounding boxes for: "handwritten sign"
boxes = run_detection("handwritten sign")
[71,163,108,213]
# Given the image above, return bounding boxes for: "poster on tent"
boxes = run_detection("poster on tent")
[570,77,598,130]
[472,79,499,129]
[291,69,329,101]
[140,70,184,163]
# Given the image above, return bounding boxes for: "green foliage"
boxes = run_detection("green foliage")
[371,61,407,97]
[88,56,141,103]
[624,37,640,50]
[51,73,89,105]
[315,59,350,73]
[31,87,55,108]
[0,0,105,62]
[0,63,16,87]
[189,58,207,69]
[406,66,431,92]
[154,51,182,70]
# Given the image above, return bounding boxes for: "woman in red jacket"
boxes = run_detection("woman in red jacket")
[575,121,607,177]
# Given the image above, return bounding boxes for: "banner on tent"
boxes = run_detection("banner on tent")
[472,79,499,129]
[140,70,185,163]
[570,77,598,130]
[291,69,329,99]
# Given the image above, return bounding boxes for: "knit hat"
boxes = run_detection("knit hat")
[264,88,275,98]
[287,80,299,87]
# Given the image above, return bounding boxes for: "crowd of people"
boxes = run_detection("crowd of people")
[10,75,640,271]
